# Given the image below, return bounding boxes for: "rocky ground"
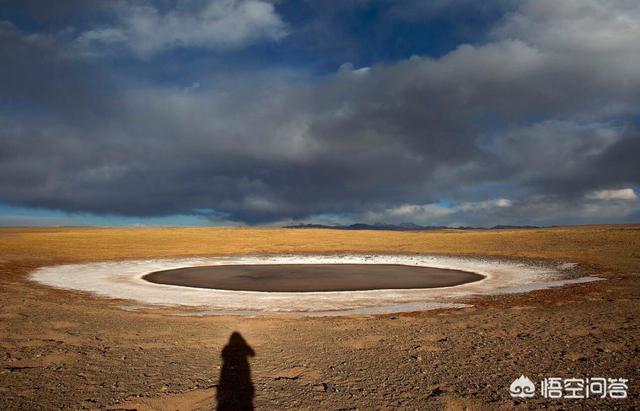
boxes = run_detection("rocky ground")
[0,226,639,410]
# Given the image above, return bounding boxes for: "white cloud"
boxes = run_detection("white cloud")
[386,204,455,219]
[460,198,513,210]
[369,199,513,225]
[361,194,640,227]
[493,0,640,54]
[586,188,638,200]
[76,0,287,56]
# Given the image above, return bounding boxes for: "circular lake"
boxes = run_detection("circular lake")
[143,264,484,292]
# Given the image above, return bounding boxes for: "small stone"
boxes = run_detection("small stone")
[427,386,443,398]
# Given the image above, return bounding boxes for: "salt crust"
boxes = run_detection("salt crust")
[31,254,600,316]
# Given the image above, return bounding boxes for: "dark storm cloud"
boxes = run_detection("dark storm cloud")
[595,128,640,184]
[0,0,107,21]
[1,0,639,225]
[0,22,118,123]
[386,0,519,22]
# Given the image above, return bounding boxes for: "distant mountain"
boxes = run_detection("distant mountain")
[283,223,539,231]
[490,225,540,229]
[284,222,446,231]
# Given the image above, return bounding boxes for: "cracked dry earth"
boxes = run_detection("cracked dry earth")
[0,227,639,410]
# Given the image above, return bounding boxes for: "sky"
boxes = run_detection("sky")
[1,0,639,227]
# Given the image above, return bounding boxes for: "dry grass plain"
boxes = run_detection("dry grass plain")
[1,225,639,409]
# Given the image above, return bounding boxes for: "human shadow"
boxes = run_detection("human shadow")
[216,332,256,411]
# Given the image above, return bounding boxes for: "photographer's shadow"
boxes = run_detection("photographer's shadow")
[216,332,255,411]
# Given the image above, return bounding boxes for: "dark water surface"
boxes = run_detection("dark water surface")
[143,264,483,292]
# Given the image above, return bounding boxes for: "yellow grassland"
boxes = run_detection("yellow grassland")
[1,225,639,274]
